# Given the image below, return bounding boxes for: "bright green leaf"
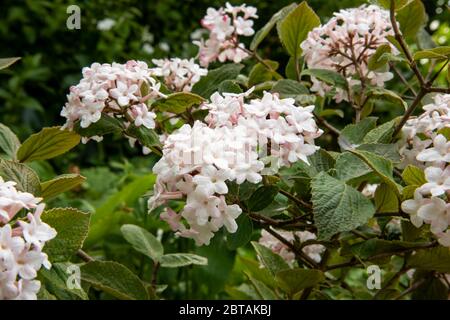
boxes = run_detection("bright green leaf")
[277,1,320,59]
[250,3,297,51]
[17,127,80,162]
[251,242,290,275]
[160,253,208,268]
[402,165,426,186]
[41,174,85,200]
[0,123,20,160]
[121,224,163,262]
[153,92,204,114]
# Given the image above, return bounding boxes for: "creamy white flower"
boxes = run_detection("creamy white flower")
[61,60,164,154]
[301,4,397,101]
[194,3,257,66]
[0,183,56,300]
[416,134,450,163]
[418,165,450,197]
[150,58,207,92]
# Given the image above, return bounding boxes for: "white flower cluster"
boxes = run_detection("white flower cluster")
[258,229,325,265]
[399,94,450,169]
[0,178,57,300]
[61,60,163,145]
[301,5,396,102]
[400,95,450,247]
[149,90,322,245]
[194,3,258,67]
[150,58,208,92]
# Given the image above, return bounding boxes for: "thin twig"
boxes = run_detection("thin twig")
[394,278,426,300]
[279,189,312,209]
[77,249,94,262]
[390,63,417,96]
[313,112,341,136]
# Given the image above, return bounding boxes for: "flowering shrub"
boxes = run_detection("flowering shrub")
[0,0,450,300]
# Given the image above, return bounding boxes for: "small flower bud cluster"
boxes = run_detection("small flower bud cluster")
[258,229,325,265]
[150,58,208,92]
[0,178,57,300]
[301,5,396,102]
[149,90,322,245]
[400,95,450,247]
[193,3,258,67]
[61,60,163,147]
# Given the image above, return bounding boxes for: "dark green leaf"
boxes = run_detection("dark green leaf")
[81,261,149,300]
[192,64,244,98]
[311,172,376,240]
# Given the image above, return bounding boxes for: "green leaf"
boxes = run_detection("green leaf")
[311,172,376,240]
[41,174,85,200]
[378,0,413,10]
[250,3,297,51]
[413,46,450,60]
[319,109,344,118]
[251,242,290,275]
[408,247,450,273]
[271,79,309,98]
[160,253,208,268]
[0,123,20,159]
[0,160,41,194]
[363,118,398,144]
[247,274,278,300]
[192,64,244,98]
[357,143,401,163]
[368,44,392,71]
[0,57,20,70]
[374,183,399,213]
[277,1,320,59]
[85,174,156,247]
[339,117,378,147]
[74,113,124,138]
[247,186,279,211]
[275,268,325,296]
[412,275,449,300]
[349,149,401,196]
[153,92,204,114]
[226,214,253,250]
[125,124,162,149]
[39,262,89,300]
[438,127,450,140]
[302,69,347,89]
[396,0,427,41]
[248,60,279,87]
[402,165,426,186]
[81,261,149,300]
[120,224,163,262]
[335,152,371,182]
[17,127,80,162]
[41,208,90,262]
[218,80,243,94]
[366,87,407,110]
